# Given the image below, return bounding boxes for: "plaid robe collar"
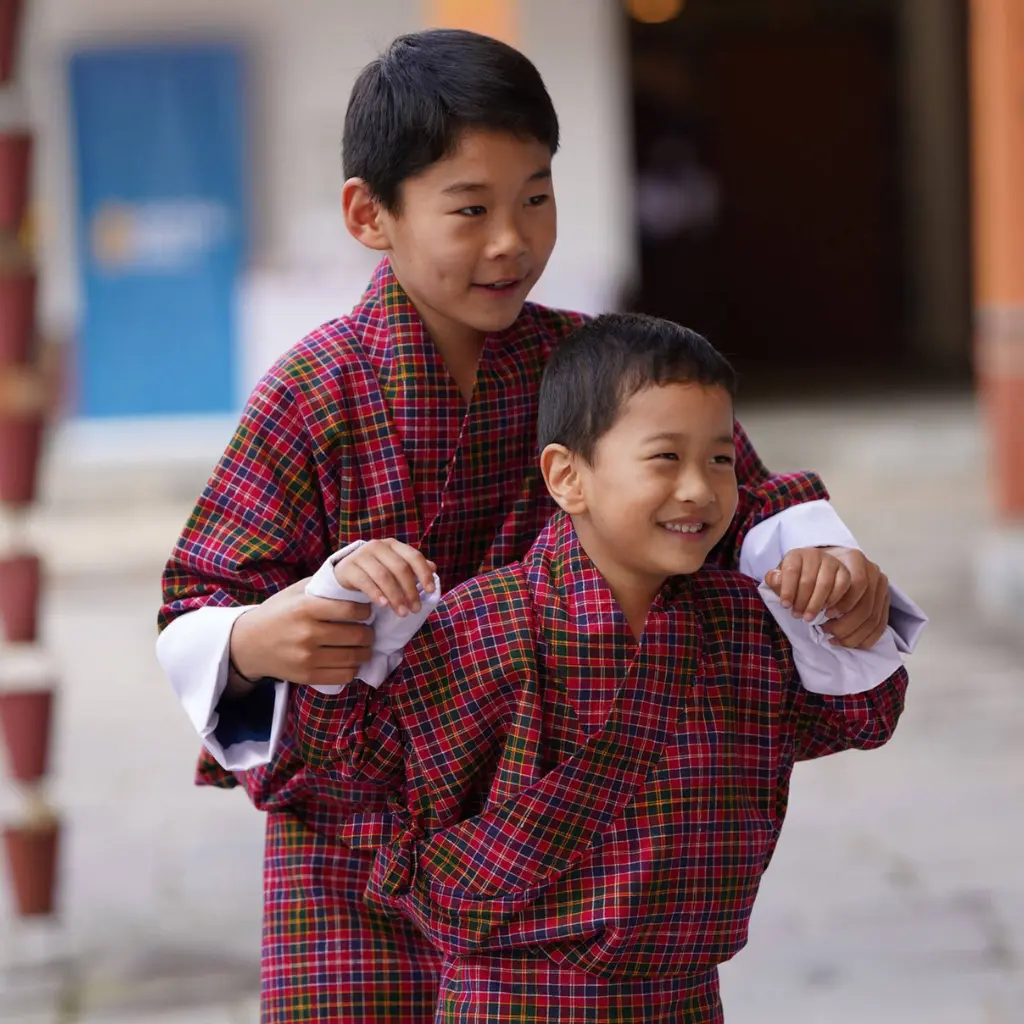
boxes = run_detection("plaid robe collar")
[358,257,464,415]
[357,255,549,408]
[351,258,556,556]
[523,511,693,734]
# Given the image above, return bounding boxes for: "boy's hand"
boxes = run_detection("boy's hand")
[334,539,437,618]
[817,546,891,650]
[765,546,890,650]
[229,579,375,690]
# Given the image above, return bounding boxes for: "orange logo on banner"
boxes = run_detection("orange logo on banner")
[424,0,517,44]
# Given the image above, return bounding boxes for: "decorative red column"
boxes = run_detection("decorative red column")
[970,0,1024,621]
[0,0,62,921]
[971,0,1024,517]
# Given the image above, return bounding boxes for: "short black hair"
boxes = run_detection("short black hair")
[343,29,559,211]
[538,313,737,462]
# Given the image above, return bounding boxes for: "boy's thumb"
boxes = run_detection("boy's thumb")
[765,569,782,591]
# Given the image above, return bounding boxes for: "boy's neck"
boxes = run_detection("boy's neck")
[407,296,487,404]
[430,325,487,404]
[608,582,660,643]
[571,517,665,642]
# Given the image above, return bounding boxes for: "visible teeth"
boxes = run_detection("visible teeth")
[663,523,704,534]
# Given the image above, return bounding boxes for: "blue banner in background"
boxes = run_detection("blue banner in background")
[69,45,247,418]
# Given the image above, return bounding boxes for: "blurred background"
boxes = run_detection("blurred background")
[0,0,1021,1021]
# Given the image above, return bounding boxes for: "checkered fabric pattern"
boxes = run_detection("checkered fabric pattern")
[261,812,441,1022]
[437,953,724,1024]
[159,258,838,1022]
[293,510,908,1022]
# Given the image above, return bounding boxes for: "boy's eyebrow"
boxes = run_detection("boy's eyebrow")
[643,431,735,446]
[442,181,488,196]
[441,167,552,197]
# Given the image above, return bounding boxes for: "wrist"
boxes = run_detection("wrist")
[223,657,260,700]
[227,607,265,683]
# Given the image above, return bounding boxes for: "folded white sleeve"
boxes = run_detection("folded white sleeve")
[739,499,928,654]
[155,540,441,771]
[155,605,289,771]
[302,539,442,693]
[758,583,904,695]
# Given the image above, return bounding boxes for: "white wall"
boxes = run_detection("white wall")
[16,0,635,434]
[519,0,636,316]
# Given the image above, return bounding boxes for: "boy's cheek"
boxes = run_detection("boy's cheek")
[721,489,740,530]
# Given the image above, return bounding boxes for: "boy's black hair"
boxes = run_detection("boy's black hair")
[343,29,559,211]
[538,313,737,462]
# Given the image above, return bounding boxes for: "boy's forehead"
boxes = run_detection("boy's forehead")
[424,129,552,186]
[618,382,734,434]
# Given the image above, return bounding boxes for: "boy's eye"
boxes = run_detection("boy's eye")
[712,455,735,466]
[653,452,679,461]
[527,194,550,207]
[456,205,487,217]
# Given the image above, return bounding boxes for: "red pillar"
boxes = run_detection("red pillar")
[970,0,1024,519]
[0,0,62,920]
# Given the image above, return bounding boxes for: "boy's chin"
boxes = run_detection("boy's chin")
[663,550,714,577]
[466,307,527,335]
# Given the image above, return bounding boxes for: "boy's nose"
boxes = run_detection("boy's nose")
[675,470,716,507]
[488,219,528,259]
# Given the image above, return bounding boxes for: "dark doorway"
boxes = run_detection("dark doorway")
[626,0,960,395]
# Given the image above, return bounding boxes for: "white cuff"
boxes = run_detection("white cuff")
[887,585,928,654]
[155,543,441,770]
[759,583,904,695]
[155,607,288,771]
[739,500,859,581]
[739,500,928,653]
[303,541,442,691]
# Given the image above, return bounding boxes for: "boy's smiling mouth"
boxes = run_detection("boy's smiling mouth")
[659,518,710,537]
[474,278,522,292]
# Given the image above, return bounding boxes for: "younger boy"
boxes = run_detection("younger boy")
[293,314,910,1023]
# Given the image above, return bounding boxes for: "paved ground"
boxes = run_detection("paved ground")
[1,394,1021,1023]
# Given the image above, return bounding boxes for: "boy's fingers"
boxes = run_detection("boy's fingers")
[790,563,821,616]
[764,569,783,594]
[359,556,415,615]
[305,595,373,622]
[822,575,880,640]
[399,550,436,594]
[339,562,390,609]
[829,587,890,649]
[826,562,871,617]
[830,607,887,649]
[309,639,372,667]
[374,545,425,611]
[812,565,851,620]
[385,541,437,593]
[823,568,853,618]
[776,559,803,609]
[417,557,437,591]
[802,569,839,621]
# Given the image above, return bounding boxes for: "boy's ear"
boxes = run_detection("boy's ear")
[540,444,588,515]
[342,178,390,251]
